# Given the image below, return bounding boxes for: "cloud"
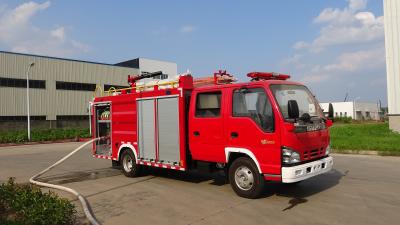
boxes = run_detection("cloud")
[313,0,367,24]
[180,25,196,33]
[300,47,385,84]
[50,27,65,41]
[0,1,88,57]
[322,47,384,72]
[293,41,309,50]
[348,0,367,11]
[280,0,387,104]
[295,0,383,53]
[313,7,352,24]
[283,0,385,84]
[300,73,331,84]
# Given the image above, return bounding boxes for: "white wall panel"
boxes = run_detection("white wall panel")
[384,0,400,114]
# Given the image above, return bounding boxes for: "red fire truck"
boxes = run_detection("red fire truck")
[91,70,334,198]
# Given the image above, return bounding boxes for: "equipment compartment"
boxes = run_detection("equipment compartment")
[137,96,181,165]
[137,99,156,160]
[157,96,180,164]
[94,103,111,156]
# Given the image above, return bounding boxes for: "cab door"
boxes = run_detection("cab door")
[225,86,281,175]
[189,90,226,162]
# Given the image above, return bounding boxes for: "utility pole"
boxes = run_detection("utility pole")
[344,93,348,102]
[26,62,35,141]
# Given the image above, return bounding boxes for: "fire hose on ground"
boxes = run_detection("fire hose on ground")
[29,138,101,225]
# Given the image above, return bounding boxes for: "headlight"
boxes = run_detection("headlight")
[325,144,331,155]
[282,147,301,164]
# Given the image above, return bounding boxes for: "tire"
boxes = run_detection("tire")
[228,157,265,199]
[120,150,141,177]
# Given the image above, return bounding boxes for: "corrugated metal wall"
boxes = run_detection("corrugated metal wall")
[384,0,400,115]
[0,52,138,120]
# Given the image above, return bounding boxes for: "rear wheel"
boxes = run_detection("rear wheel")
[121,150,141,177]
[229,157,265,199]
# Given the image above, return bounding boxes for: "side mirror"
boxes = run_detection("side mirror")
[288,100,299,119]
[326,119,333,128]
[328,103,334,119]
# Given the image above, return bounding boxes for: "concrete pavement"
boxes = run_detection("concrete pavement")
[0,142,399,225]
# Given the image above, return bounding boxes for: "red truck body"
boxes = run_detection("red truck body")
[91,71,333,198]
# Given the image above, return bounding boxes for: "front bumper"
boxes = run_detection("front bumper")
[281,156,333,183]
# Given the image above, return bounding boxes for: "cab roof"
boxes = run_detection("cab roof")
[192,79,304,92]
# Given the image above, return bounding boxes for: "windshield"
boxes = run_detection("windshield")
[270,84,323,119]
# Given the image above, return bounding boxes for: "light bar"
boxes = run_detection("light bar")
[247,72,290,81]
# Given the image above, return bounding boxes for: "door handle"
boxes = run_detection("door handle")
[193,131,200,136]
[231,132,239,138]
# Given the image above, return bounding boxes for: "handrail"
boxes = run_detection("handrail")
[106,87,117,96]
[103,80,179,95]
[93,85,103,98]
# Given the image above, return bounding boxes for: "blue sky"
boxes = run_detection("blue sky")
[0,0,387,104]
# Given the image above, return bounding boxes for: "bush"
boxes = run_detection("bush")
[333,116,352,124]
[0,178,76,225]
[0,128,91,144]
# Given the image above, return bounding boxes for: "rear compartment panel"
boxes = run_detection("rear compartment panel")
[157,97,180,164]
[137,99,156,160]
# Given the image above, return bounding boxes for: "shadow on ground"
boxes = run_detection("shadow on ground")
[265,169,348,211]
[38,168,122,184]
[38,165,347,212]
[142,167,347,211]
[142,166,227,184]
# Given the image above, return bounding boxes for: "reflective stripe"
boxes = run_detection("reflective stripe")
[135,160,185,171]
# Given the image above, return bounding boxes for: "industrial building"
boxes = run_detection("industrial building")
[0,51,177,131]
[384,0,400,132]
[320,102,381,121]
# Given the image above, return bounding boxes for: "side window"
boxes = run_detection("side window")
[195,92,222,118]
[233,88,274,132]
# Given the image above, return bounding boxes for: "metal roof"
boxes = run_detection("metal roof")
[0,50,137,68]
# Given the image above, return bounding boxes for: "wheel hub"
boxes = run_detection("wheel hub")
[234,166,254,191]
[122,154,133,172]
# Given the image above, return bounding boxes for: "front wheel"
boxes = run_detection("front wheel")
[228,157,265,199]
[120,150,141,177]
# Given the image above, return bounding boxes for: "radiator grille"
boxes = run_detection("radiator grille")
[303,147,325,161]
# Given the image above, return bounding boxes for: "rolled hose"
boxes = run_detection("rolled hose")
[29,138,101,225]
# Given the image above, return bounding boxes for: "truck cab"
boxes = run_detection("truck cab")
[188,72,333,198]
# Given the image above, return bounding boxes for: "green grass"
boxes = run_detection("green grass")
[330,122,400,154]
[0,128,91,144]
[0,178,76,225]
